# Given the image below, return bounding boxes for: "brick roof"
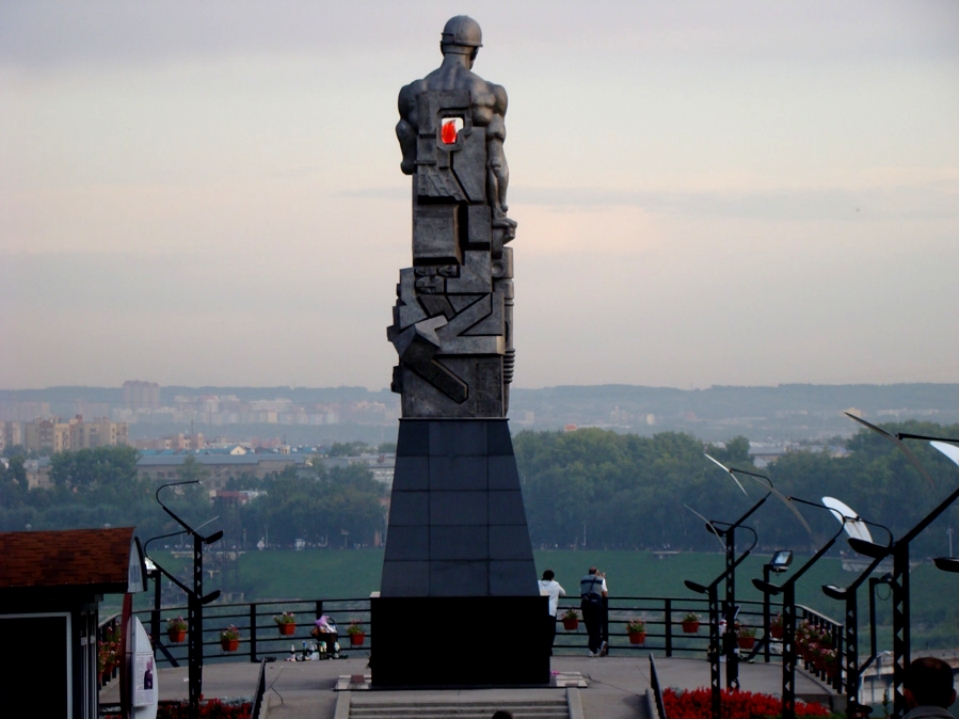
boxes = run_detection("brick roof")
[0,527,141,592]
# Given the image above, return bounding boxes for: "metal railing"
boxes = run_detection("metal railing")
[98,594,849,701]
[130,598,371,666]
[797,604,845,693]
[550,596,782,658]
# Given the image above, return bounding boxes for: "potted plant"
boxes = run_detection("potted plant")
[737,625,757,650]
[98,625,121,680]
[97,641,117,683]
[769,613,784,640]
[220,625,241,652]
[681,612,701,634]
[166,616,187,643]
[274,611,296,636]
[346,620,366,646]
[561,608,579,631]
[626,619,646,645]
[822,648,839,678]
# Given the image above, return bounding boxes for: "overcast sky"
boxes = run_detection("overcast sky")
[1,1,956,391]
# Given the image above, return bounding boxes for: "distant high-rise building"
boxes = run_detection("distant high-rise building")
[122,380,160,408]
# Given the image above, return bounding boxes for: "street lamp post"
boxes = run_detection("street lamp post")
[147,481,224,715]
[751,497,850,719]
[685,525,758,719]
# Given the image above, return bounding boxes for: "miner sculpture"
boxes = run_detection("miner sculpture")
[388,14,517,418]
[374,16,547,687]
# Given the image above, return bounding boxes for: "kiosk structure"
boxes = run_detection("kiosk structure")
[374,16,547,687]
[0,527,147,718]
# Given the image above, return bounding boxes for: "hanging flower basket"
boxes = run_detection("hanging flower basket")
[561,609,579,631]
[220,625,241,652]
[737,636,756,650]
[770,625,783,640]
[166,617,188,644]
[682,620,700,634]
[345,620,365,645]
[274,612,296,636]
[628,631,647,645]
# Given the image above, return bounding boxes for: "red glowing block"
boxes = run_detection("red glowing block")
[440,118,462,144]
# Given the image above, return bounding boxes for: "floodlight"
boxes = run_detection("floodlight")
[770,550,792,571]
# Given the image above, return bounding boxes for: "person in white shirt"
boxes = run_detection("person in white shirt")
[538,569,566,656]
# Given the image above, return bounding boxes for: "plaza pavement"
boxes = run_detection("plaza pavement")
[102,652,839,718]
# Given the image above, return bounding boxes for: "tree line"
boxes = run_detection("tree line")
[0,419,955,558]
[514,420,957,556]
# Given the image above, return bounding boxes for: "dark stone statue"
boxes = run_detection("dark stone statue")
[375,18,547,688]
[388,15,517,419]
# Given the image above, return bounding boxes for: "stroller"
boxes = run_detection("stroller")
[310,615,340,659]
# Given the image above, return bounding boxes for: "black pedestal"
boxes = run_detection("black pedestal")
[374,418,549,686]
[371,595,549,687]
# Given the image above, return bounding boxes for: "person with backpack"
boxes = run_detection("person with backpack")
[580,567,608,656]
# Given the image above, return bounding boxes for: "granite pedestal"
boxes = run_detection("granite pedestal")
[374,418,549,687]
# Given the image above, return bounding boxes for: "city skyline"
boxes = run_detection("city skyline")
[2,1,957,391]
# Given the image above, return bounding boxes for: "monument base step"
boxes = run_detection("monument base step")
[335,687,582,719]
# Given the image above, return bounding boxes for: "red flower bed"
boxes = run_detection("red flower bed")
[662,687,831,719]
[157,699,253,718]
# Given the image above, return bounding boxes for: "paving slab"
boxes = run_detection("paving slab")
[100,654,839,718]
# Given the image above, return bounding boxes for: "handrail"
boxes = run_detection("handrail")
[251,658,267,719]
[649,653,667,719]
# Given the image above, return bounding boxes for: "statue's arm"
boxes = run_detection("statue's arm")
[486,83,510,213]
[397,81,422,175]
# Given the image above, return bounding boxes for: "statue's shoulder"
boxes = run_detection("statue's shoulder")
[398,78,427,117]
[469,75,507,114]
[399,78,427,102]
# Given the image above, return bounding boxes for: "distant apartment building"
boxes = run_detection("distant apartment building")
[0,421,22,454]
[122,380,160,408]
[24,418,74,453]
[23,416,129,453]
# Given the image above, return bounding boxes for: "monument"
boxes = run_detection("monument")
[372,16,548,687]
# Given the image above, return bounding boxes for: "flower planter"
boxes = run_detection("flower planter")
[349,632,365,646]
[737,637,756,650]
[562,617,579,632]
[770,625,783,640]
[221,638,240,652]
[168,629,186,644]
[681,621,700,634]
[628,631,646,645]
[278,623,295,636]
[824,661,839,678]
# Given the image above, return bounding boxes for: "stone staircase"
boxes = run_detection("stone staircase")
[335,687,583,719]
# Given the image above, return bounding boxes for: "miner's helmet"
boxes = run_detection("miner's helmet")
[441,15,482,48]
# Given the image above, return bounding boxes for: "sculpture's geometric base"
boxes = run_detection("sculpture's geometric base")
[374,418,548,687]
[370,595,550,687]
[380,418,538,597]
